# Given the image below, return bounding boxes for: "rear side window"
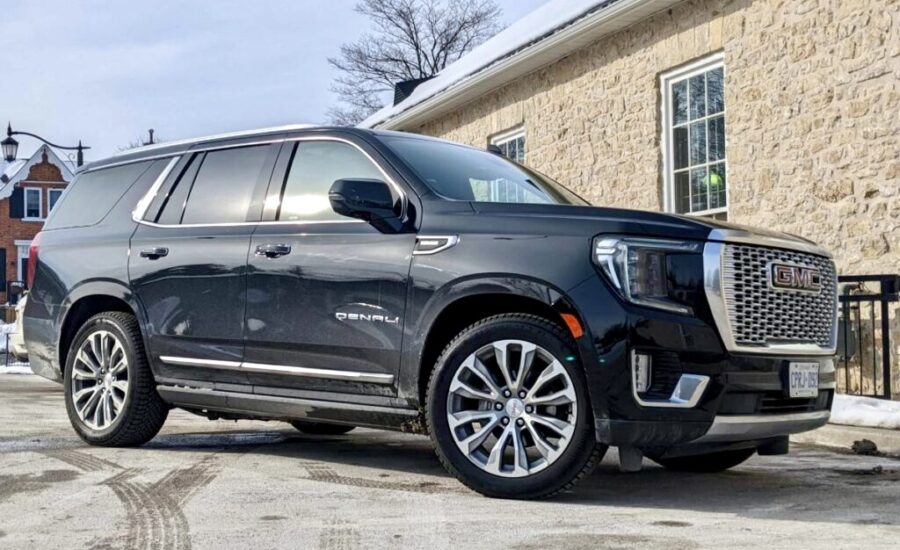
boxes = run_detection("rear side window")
[44,161,156,230]
[179,146,271,225]
[278,141,384,222]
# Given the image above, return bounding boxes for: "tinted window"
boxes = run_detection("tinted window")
[380,136,586,205]
[278,141,384,222]
[181,146,270,225]
[154,154,202,225]
[44,161,156,230]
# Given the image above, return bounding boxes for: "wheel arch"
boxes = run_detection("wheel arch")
[407,275,590,407]
[57,281,146,373]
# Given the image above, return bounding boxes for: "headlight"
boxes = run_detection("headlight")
[593,237,702,315]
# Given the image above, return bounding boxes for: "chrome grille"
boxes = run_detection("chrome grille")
[722,244,837,348]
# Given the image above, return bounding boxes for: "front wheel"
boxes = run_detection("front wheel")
[64,312,168,446]
[649,447,756,473]
[426,314,603,499]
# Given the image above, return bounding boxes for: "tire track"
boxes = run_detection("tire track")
[318,518,361,550]
[304,463,464,495]
[41,448,218,550]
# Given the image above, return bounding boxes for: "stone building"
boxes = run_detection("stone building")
[0,146,73,304]
[362,0,898,394]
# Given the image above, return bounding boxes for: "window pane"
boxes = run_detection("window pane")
[672,80,688,125]
[280,142,383,222]
[674,171,691,214]
[708,163,727,209]
[707,67,724,114]
[708,116,726,162]
[26,190,41,218]
[381,135,586,205]
[690,167,708,212]
[689,74,706,120]
[48,190,62,212]
[673,126,689,170]
[156,155,202,225]
[44,161,159,229]
[182,146,269,225]
[689,121,707,165]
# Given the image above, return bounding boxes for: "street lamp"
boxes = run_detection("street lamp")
[3,123,91,167]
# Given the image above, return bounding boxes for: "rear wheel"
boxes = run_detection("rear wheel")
[426,314,603,499]
[64,312,168,446]
[649,447,756,473]
[290,421,355,435]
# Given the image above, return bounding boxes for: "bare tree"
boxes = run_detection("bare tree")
[329,0,502,125]
[118,129,162,152]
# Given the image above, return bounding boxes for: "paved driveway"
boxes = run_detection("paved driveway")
[1,375,898,549]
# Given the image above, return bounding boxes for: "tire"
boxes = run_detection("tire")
[649,447,756,473]
[63,312,168,446]
[290,421,355,435]
[426,313,604,499]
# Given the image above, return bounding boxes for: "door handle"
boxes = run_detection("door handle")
[255,243,292,258]
[139,247,169,260]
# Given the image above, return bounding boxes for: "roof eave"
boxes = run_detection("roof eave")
[371,0,683,131]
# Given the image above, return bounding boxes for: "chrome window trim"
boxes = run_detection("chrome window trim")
[127,136,408,230]
[413,235,459,255]
[159,355,394,385]
[131,156,182,223]
[703,241,838,356]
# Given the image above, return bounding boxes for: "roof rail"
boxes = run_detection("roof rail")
[112,123,317,157]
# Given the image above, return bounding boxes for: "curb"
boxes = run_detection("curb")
[791,423,900,457]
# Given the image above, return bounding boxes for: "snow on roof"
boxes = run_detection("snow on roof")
[360,0,628,129]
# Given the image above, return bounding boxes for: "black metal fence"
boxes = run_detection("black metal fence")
[837,274,899,399]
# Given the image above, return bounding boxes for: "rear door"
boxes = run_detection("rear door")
[243,137,416,395]
[129,143,280,384]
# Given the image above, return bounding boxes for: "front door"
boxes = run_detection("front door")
[129,143,280,384]
[243,139,415,395]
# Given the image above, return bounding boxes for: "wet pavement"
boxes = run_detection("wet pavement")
[1,374,898,549]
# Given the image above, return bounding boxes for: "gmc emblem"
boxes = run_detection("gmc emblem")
[770,263,823,292]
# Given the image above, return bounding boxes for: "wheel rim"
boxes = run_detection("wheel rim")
[446,339,578,478]
[71,330,129,430]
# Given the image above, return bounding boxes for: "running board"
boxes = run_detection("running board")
[157,385,420,431]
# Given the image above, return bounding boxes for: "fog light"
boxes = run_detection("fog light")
[632,351,652,393]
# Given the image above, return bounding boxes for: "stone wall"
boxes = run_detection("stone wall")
[406,0,899,394]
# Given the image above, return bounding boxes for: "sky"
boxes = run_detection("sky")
[0,0,547,161]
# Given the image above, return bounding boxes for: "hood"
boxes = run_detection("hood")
[468,202,831,257]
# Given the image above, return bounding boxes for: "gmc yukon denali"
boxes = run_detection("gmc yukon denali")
[23,125,837,499]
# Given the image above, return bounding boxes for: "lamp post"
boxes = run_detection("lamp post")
[2,123,91,167]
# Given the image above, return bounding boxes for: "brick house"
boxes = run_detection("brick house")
[362,0,898,394]
[0,145,74,303]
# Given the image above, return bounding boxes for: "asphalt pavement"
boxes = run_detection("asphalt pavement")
[1,374,898,549]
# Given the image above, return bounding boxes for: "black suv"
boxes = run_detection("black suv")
[24,125,837,498]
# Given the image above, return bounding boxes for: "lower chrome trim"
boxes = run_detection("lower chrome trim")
[631,351,709,408]
[159,355,394,385]
[692,410,830,443]
[159,356,242,370]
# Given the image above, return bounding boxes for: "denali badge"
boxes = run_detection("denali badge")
[335,312,400,324]
[770,263,822,292]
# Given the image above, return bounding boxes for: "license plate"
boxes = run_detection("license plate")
[788,362,819,398]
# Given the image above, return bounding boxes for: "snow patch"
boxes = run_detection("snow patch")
[0,365,33,375]
[831,394,900,431]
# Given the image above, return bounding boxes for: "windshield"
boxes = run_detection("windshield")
[379,135,588,206]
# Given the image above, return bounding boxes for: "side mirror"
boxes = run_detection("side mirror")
[329,178,403,232]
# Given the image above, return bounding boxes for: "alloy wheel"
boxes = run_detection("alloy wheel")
[70,330,129,430]
[446,339,578,477]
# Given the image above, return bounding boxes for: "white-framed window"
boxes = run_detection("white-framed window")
[490,126,526,163]
[14,240,31,283]
[661,53,727,217]
[24,187,43,220]
[48,188,64,213]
